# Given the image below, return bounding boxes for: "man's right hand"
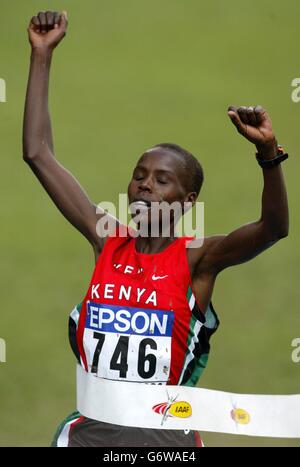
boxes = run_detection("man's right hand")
[28,11,68,51]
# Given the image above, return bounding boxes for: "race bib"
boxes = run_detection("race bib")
[83,302,175,383]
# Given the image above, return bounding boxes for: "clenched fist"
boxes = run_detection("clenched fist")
[228,105,277,158]
[28,11,68,51]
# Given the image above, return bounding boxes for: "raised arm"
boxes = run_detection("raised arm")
[23,11,111,254]
[192,105,289,275]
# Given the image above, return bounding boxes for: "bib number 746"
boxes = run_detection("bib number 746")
[91,332,158,379]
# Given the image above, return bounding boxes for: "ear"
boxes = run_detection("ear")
[183,192,197,213]
[185,191,197,204]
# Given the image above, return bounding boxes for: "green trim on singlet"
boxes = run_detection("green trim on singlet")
[186,286,193,303]
[179,286,218,387]
[51,410,81,447]
[204,305,218,329]
[182,352,209,387]
[182,311,209,387]
[185,312,197,363]
[179,307,199,386]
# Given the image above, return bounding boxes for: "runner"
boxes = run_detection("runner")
[23,11,289,447]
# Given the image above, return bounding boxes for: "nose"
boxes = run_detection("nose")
[138,176,153,192]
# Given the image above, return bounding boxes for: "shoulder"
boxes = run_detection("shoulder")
[186,235,227,276]
[92,223,135,263]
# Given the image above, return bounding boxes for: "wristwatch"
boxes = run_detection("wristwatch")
[256,145,288,169]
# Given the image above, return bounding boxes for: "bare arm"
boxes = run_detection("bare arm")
[23,11,112,253]
[192,106,289,275]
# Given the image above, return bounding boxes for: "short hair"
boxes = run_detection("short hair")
[153,143,204,197]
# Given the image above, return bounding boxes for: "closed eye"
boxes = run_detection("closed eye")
[157,179,168,184]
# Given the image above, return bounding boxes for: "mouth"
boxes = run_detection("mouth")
[132,199,151,207]
[129,198,152,214]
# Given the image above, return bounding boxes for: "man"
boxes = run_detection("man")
[23,11,289,447]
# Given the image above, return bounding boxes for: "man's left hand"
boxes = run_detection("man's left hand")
[228,105,277,158]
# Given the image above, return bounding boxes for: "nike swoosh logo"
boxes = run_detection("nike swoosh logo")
[152,274,169,280]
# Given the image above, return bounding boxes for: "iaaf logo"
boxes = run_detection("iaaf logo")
[152,391,192,426]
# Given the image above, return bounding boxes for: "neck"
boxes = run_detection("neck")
[135,235,177,254]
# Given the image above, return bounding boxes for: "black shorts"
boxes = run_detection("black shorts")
[52,412,203,447]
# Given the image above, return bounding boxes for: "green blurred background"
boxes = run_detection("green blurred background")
[0,0,299,447]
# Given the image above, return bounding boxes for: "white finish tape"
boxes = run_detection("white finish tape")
[77,365,300,438]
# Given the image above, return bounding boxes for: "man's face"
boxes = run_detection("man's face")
[127,147,196,230]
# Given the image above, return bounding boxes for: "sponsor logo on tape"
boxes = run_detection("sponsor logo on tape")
[152,391,192,425]
[231,408,251,425]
